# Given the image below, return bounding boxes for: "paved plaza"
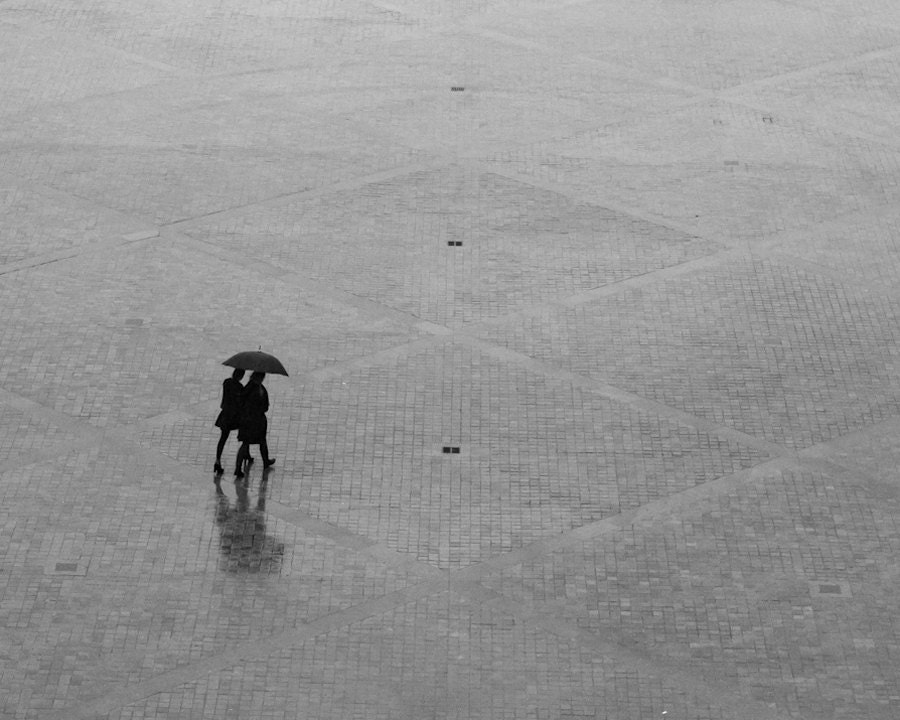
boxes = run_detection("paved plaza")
[3,0,900,718]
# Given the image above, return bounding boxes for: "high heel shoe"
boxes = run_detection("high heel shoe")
[214,462,224,475]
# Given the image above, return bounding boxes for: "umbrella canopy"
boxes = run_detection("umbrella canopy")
[222,350,289,376]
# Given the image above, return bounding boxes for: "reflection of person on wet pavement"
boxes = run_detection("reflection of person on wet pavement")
[234,371,275,478]
[214,369,254,476]
[213,480,283,573]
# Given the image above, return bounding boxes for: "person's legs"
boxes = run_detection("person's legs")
[215,429,229,473]
[234,442,249,477]
[260,439,275,468]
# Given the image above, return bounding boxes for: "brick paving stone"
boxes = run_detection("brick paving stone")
[0,399,85,465]
[475,0,900,92]
[480,465,900,719]
[0,181,147,267]
[1,0,424,75]
[0,449,422,720]
[818,420,900,488]
[0,19,175,119]
[0,312,218,427]
[0,240,424,426]
[779,0,900,32]
[488,98,900,241]
[0,79,425,226]
[766,207,900,289]
[292,29,692,154]
[729,51,900,147]
[186,165,721,326]
[4,0,900,717]
[185,341,770,568]
[477,256,900,449]
[102,593,736,720]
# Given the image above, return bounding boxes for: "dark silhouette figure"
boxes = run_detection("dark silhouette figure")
[214,369,253,475]
[234,371,275,478]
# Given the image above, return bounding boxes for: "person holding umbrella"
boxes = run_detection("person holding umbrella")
[213,368,253,476]
[220,350,288,479]
[235,371,275,478]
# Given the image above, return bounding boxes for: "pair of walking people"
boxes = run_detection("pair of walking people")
[214,369,275,478]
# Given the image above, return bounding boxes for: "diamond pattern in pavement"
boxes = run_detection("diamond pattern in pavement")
[478,257,900,449]
[481,465,900,718]
[186,166,721,326]
[4,0,900,718]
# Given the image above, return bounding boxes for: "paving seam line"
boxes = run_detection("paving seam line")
[47,457,797,720]
[165,158,448,230]
[798,439,900,500]
[23,414,879,718]
[452,579,797,720]
[447,456,798,585]
[555,247,743,307]
[50,459,800,720]
[171,228,447,334]
[461,24,713,100]
[768,248,896,292]
[718,81,900,153]
[722,92,900,153]
[453,332,786,458]
[264,498,445,580]
[0,229,161,277]
[753,203,900,255]
[719,42,900,96]
[49,578,450,720]
[470,22,900,134]
[472,158,714,242]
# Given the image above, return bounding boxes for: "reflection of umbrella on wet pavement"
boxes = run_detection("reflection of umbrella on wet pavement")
[222,350,289,376]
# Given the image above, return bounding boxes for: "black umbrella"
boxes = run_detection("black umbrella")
[222,350,289,376]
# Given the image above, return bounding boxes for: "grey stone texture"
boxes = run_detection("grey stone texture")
[2,0,900,718]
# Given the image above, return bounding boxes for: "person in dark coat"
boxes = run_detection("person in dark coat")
[214,369,253,475]
[234,371,275,478]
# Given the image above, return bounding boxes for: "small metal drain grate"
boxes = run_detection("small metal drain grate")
[47,561,87,576]
[451,87,465,92]
[447,241,463,247]
[442,446,461,454]
[809,580,850,597]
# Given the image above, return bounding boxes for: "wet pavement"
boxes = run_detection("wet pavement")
[2,1,900,718]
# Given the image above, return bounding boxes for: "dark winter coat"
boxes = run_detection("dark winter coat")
[214,377,245,431]
[237,382,269,444]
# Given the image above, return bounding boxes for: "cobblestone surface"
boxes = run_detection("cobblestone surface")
[0,399,84,465]
[730,51,900,147]
[0,450,423,718]
[0,17,176,119]
[185,166,721,326]
[103,593,740,720]
[138,341,768,568]
[0,240,425,426]
[0,182,147,267]
[477,257,900,449]
[3,0,900,718]
[474,0,900,91]
[481,465,900,718]
[0,83,425,225]
[488,99,900,242]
